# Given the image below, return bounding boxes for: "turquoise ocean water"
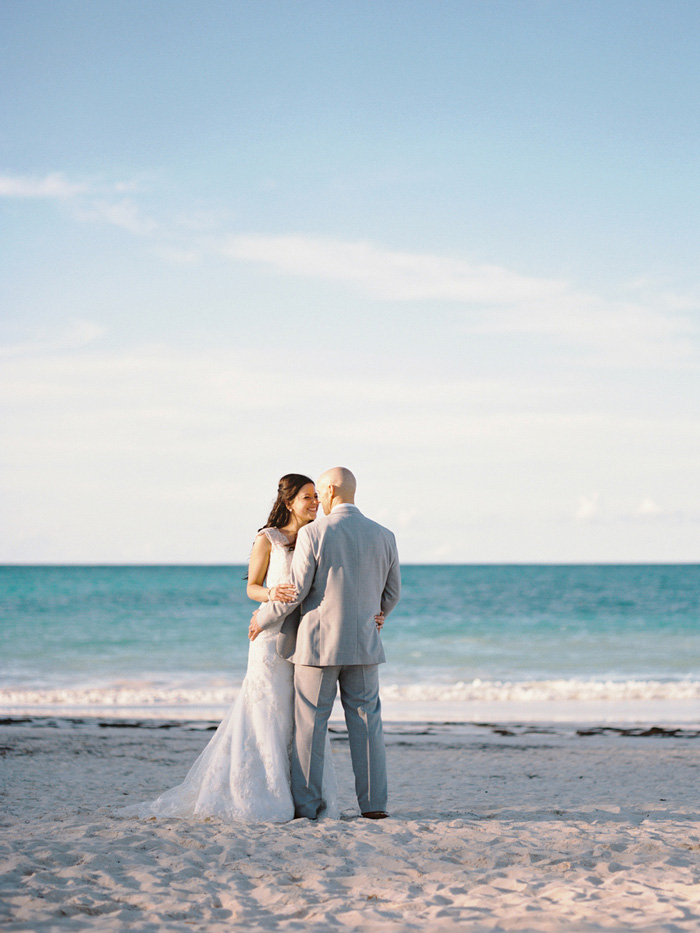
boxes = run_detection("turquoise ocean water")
[1,565,698,722]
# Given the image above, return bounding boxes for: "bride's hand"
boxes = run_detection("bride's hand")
[375,611,385,631]
[249,610,262,641]
[268,583,297,603]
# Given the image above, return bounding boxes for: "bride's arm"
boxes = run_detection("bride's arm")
[246,534,272,602]
[252,525,315,635]
[246,534,295,603]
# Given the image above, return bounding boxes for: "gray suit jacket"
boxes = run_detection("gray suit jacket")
[255,504,400,666]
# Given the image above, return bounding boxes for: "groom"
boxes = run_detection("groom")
[249,467,401,820]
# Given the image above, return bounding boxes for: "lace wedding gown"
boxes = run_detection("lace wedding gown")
[119,527,339,822]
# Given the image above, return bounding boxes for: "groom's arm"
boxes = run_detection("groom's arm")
[252,526,317,633]
[380,536,401,617]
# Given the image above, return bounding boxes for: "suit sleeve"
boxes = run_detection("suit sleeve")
[380,534,401,616]
[255,526,318,631]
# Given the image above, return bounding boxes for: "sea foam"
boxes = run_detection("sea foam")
[1,678,698,722]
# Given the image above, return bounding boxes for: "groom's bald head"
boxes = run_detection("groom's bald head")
[317,467,356,514]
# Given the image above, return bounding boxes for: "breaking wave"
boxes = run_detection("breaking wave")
[1,678,698,717]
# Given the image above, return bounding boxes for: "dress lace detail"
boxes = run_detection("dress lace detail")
[118,527,339,823]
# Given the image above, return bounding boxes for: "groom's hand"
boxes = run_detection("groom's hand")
[249,610,263,641]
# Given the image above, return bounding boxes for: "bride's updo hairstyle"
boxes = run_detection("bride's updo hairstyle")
[262,473,314,531]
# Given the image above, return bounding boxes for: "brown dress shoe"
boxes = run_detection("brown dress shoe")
[361,811,390,819]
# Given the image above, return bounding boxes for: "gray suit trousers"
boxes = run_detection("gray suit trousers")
[291,664,387,819]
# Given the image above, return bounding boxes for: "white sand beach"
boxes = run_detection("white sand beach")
[1,717,699,932]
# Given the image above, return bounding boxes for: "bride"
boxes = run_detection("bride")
[120,474,340,822]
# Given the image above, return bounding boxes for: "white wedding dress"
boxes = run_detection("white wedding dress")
[119,527,339,822]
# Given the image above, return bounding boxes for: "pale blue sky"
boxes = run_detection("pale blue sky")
[1,0,699,562]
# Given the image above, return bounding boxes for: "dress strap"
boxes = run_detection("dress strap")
[258,527,290,547]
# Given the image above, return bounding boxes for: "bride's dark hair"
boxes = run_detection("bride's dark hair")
[262,473,314,531]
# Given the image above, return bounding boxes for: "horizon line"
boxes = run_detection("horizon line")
[2,561,699,569]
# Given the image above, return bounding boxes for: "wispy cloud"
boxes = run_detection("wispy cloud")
[221,234,697,367]
[0,171,160,237]
[572,495,700,525]
[0,320,105,359]
[575,493,600,521]
[637,496,663,517]
[222,234,565,304]
[3,177,698,367]
[150,245,201,264]
[0,172,88,199]
[78,199,161,237]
